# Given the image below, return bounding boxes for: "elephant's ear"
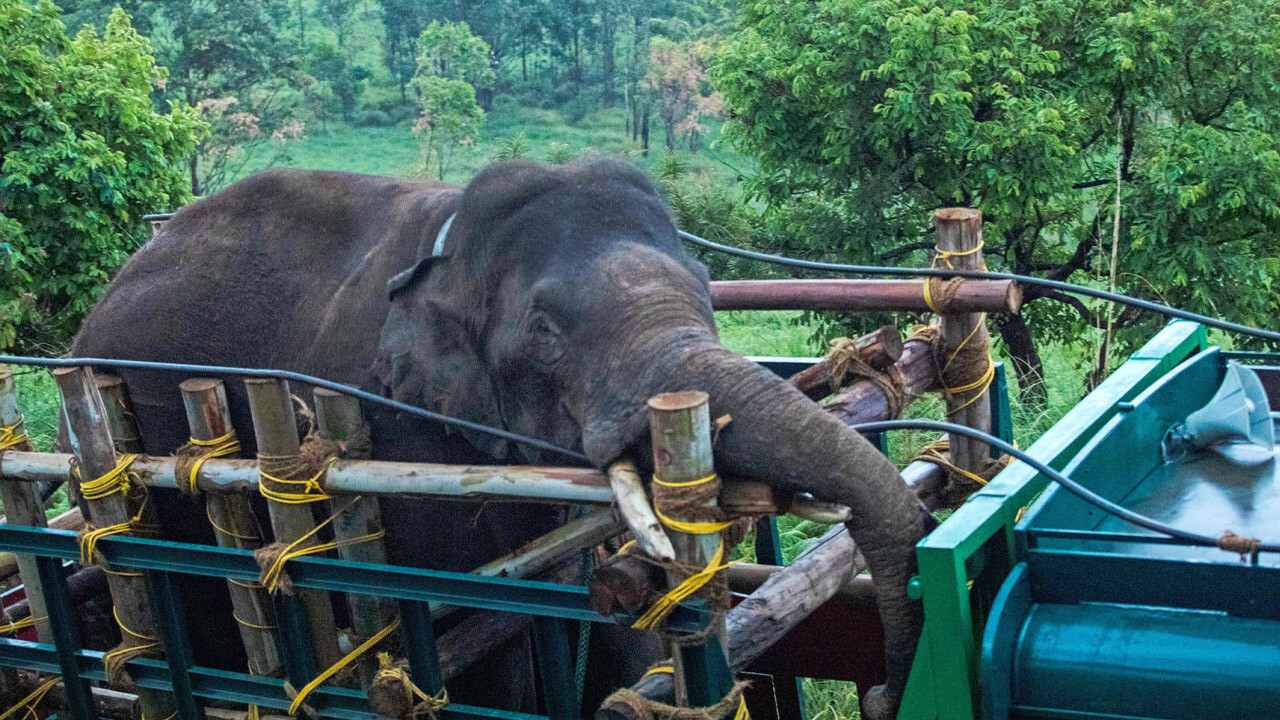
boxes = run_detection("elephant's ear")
[373,285,511,460]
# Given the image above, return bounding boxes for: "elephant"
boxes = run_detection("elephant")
[68,158,928,720]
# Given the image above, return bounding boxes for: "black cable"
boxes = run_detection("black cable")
[679,230,1280,343]
[0,355,590,464]
[852,418,1278,554]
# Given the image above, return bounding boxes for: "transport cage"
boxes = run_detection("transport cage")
[981,343,1280,720]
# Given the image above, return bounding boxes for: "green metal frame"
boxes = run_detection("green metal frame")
[896,320,1209,720]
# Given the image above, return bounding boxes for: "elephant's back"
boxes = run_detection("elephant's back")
[71,169,460,453]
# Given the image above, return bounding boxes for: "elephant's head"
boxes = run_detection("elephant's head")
[373,158,926,719]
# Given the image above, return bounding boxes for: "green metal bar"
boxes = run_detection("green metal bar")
[398,600,443,695]
[988,363,1013,457]
[902,320,1209,720]
[148,570,207,720]
[678,633,735,708]
[753,517,784,566]
[0,640,543,720]
[749,518,808,720]
[531,617,579,720]
[34,554,95,720]
[274,591,319,695]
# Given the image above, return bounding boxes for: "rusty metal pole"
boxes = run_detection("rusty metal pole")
[243,379,342,672]
[54,366,175,720]
[311,388,396,687]
[935,208,992,472]
[647,391,725,707]
[180,379,282,678]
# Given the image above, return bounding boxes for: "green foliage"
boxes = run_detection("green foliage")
[715,0,1280,375]
[309,37,371,121]
[545,141,575,164]
[0,1,206,350]
[412,21,492,179]
[493,131,532,161]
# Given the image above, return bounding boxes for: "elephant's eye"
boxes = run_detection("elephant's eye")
[527,313,565,365]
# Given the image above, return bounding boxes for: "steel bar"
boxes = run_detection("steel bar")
[709,279,1020,314]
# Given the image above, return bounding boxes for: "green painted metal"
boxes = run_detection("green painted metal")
[532,617,580,720]
[149,570,207,720]
[988,363,1012,457]
[34,554,95,720]
[899,320,1209,720]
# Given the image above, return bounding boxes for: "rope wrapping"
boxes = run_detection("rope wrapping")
[0,425,30,453]
[912,439,1012,506]
[254,497,385,595]
[104,607,161,687]
[824,338,908,418]
[368,652,449,720]
[174,431,240,495]
[602,665,749,720]
[285,620,402,716]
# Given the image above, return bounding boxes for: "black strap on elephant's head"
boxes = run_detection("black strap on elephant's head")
[386,212,457,299]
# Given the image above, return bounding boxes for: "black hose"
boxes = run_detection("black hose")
[679,230,1280,343]
[853,418,1278,554]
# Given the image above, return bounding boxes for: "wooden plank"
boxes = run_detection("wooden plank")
[710,279,1021,314]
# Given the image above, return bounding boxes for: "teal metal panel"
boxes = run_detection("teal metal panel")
[532,617,579,720]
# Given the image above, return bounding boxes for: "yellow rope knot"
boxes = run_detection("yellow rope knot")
[0,425,29,453]
[603,665,750,720]
[176,431,240,495]
[0,615,45,635]
[286,619,402,716]
[369,652,449,720]
[632,540,731,631]
[80,453,139,501]
[255,497,385,595]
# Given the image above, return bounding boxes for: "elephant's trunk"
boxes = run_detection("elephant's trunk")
[582,335,927,719]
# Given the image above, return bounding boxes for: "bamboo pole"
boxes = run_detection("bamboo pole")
[709,278,1020,314]
[53,366,175,720]
[243,378,342,673]
[934,208,992,471]
[787,326,903,400]
[0,367,51,643]
[311,388,394,686]
[95,375,143,454]
[179,379,281,677]
[647,390,723,707]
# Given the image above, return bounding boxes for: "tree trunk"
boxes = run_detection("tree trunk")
[641,107,650,155]
[997,313,1047,408]
[600,0,616,105]
[189,154,199,196]
[298,0,306,44]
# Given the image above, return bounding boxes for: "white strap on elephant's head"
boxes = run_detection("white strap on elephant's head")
[432,213,457,258]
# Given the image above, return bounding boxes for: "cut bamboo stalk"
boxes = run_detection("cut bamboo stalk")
[787,326,903,400]
[647,390,723,707]
[0,367,50,643]
[471,509,622,580]
[53,366,175,720]
[179,379,281,677]
[243,378,342,673]
[606,460,675,562]
[94,375,143,454]
[935,208,992,471]
[709,279,1021,314]
[311,388,395,687]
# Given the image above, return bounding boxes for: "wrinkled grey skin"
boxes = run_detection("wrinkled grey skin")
[70,159,925,719]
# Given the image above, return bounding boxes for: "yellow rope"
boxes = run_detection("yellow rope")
[372,651,449,719]
[185,431,240,494]
[259,458,334,505]
[260,498,386,595]
[652,473,718,489]
[104,607,160,676]
[0,426,28,452]
[235,615,277,631]
[913,440,990,486]
[921,240,997,411]
[80,454,140,501]
[632,540,730,631]
[103,568,143,578]
[80,522,133,565]
[287,619,401,715]
[0,676,59,720]
[206,504,260,542]
[643,666,749,720]
[229,578,265,589]
[651,474,733,534]
[0,616,45,635]
[932,240,985,269]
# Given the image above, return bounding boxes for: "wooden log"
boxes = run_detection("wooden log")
[709,279,1021,314]
[717,483,851,524]
[823,334,939,426]
[243,378,343,673]
[935,208,992,471]
[94,375,143,454]
[647,390,723,707]
[787,326,903,400]
[311,388,395,686]
[0,367,51,643]
[5,565,107,622]
[473,509,622,580]
[53,366,175,720]
[606,461,674,562]
[179,379,282,678]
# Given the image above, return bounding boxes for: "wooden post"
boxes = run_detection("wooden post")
[179,379,282,677]
[95,376,143,454]
[243,379,342,672]
[934,208,992,471]
[0,367,51,643]
[311,388,395,686]
[647,391,724,707]
[54,366,175,720]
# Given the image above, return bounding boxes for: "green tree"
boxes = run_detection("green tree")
[715,0,1280,403]
[412,21,493,179]
[0,1,206,350]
